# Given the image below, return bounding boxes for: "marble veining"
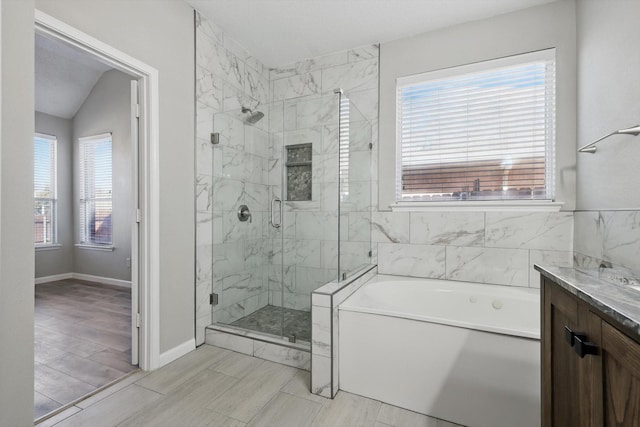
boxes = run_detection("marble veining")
[536,265,640,338]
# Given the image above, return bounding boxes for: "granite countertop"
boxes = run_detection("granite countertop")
[535,264,640,337]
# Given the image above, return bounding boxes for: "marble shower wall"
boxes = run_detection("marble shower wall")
[195,11,271,344]
[267,45,379,311]
[373,211,574,288]
[574,210,640,274]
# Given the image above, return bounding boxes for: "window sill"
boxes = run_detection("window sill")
[75,244,115,252]
[35,244,62,252]
[390,200,564,212]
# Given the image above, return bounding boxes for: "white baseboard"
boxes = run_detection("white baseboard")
[158,338,196,367]
[35,273,73,284]
[72,273,132,288]
[35,272,132,288]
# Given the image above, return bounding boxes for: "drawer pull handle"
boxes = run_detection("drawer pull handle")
[564,326,587,347]
[574,335,598,358]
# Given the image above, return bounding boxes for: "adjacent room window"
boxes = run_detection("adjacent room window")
[396,49,556,202]
[34,133,58,245]
[79,133,113,246]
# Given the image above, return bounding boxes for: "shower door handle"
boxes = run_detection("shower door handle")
[270,197,282,228]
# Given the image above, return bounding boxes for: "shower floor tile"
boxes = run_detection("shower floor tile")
[228,305,311,342]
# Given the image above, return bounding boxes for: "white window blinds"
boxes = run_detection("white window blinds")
[397,49,556,202]
[79,133,113,245]
[34,133,57,245]
[339,96,350,201]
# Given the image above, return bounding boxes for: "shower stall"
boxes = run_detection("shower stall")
[207,90,372,348]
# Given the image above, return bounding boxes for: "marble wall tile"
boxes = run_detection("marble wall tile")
[296,51,349,74]
[348,44,379,63]
[196,174,213,211]
[196,244,213,284]
[212,178,244,211]
[253,342,311,371]
[244,64,269,104]
[195,11,223,45]
[211,241,244,278]
[245,126,270,158]
[222,270,263,306]
[273,71,321,101]
[311,293,330,308]
[348,212,370,242]
[529,249,573,288]
[446,246,530,287]
[322,125,339,154]
[243,182,269,212]
[196,211,213,246]
[285,95,339,131]
[283,125,323,152]
[377,243,446,278]
[485,212,573,251]
[222,147,264,184]
[213,112,245,150]
[268,102,284,134]
[311,306,331,358]
[205,330,254,356]
[574,210,603,260]
[321,58,378,95]
[195,137,213,177]
[349,151,371,182]
[346,89,378,123]
[196,65,223,112]
[371,212,409,244]
[295,212,338,241]
[311,355,331,398]
[602,211,640,272]
[200,40,245,91]
[409,212,485,246]
[282,239,322,268]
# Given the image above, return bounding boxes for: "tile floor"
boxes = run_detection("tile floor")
[35,279,137,420]
[36,345,464,427]
[229,305,311,342]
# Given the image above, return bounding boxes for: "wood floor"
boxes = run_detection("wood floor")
[35,345,463,427]
[34,279,137,420]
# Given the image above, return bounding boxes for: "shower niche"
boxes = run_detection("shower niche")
[203,91,372,351]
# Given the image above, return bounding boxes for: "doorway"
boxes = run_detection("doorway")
[33,10,159,422]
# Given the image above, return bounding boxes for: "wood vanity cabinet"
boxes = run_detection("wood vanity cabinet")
[542,277,640,426]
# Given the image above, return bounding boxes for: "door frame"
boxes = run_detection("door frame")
[35,10,161,370]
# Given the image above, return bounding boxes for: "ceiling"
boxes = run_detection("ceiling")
[187,0,556,68]
[35,32,113,119]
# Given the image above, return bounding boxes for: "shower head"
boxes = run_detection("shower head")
[241,107,264,124]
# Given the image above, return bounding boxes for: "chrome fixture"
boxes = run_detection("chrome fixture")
[578,124,640,153]
[241,106,264,124]
[270,197,282,228]
[237,205,252,223]
[210,132,220,144]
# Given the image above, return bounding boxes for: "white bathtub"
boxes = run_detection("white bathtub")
[338,275,540,427]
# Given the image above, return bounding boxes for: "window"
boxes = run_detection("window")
[79,133,113,246]
[397,49,556,203]
[34,133,58,245]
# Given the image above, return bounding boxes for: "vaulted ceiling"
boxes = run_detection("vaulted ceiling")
[35,32,112,119]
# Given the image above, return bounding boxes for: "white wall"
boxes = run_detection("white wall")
[35,111,74,277]
[573,0,640,273]
[0,0,36,425]
[72,69,133,281]
[378,0,577,211]
[34,0,195,354]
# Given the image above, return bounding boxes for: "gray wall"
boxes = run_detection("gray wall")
[573,0,640,273]
[0,0,36,425]
[35,111,74,277]
[72,69,133,281]
[378,0,577,211]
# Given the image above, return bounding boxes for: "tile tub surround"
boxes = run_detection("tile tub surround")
[310,265,378,398]
[574,210,640,274]
[373,211,574,288]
